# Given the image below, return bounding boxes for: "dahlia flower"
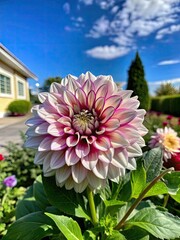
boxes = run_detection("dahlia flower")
[0,154,4,161]
[164,152,180,171]
[25,72,147,192]
[149,127,180,161]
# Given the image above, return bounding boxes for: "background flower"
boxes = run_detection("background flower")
[25,72,147,192]
[164,152,180,171]
[3,175,17,188]
[0,154,4,161]
[149,127,180,160]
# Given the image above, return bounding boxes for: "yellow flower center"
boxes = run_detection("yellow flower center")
[163,133,179,151]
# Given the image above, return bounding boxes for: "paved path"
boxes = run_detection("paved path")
[0,114,31,155]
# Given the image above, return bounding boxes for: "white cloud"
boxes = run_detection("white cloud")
[158,59,180,66]
[156,24,180,39]
[86,0,179,59]
[148,78,180,85]
[86,45,130,59]
[63,2,70,14]
[79,0,93,5]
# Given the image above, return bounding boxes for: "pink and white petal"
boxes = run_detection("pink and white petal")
[58,116,72,127]
[38,136,54,151]
[104,118,120,132]
[50,82,65,94]
[48,123,64,136]
[136,137,146,147]
[72,162,88,183]
[120,97,140,109]
[50,151,66,169]
[56,104,70,116]
[119,90,133,99]
[66,133,80,147]
[64,127,75,135]
[65,147,80,166]
[81,148,98,170]
[74,179,88,193]
[63,90,80,112]
[113,149,128,168]
[108,164,121,182]
[114,109,137,126]
[56,165,71,183]
[95,127,105,135]
[92,161,109,179]
[75,88,87,107]
[66,75,81,94]
[109,132,129,148]
[93,136,111,151]
[75,140,90,158]
[35,122,49,134]
[103,95,122,110]
[127,158,137,170]
[100,106,115,124]
[51,137,67,150]
[26,126,40,137]
[24,136,45,149]
[99,148,114,163]
[87,90,96,110]
[119,126,139,143]
[38,92,48,103]
[25,117,44,127]
[47,94,58,108]
[126,143,142,157]
[34,151,48,165]
[64,176,74,190]
[44,114,60,124]
[94,97,105,113]
[87,172,105,190]
[95,84,108,100]
[42,153,53,173]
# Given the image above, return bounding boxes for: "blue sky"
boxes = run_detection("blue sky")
[0,0,180,94]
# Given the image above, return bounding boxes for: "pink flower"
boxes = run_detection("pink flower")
[167,115,173,120]
[0,154,4,161]
[162,122,168,127]
[149,127,180,161]
[25,72,147,192]
[164,152,180,171]
[3,175,17,188]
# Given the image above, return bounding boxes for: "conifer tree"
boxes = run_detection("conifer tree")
[127,52,150,110]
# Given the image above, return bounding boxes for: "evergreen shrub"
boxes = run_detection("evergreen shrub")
[7,100,31,115]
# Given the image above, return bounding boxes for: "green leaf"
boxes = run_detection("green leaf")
[15,185,41,219]
[122,227,150,240]
[2,212,58,240]
[104,200,126,216]
[83,230,97,240]
[33,175,50,209]
[42,176,91,220]
[46,213,83,240]
[131,159,146,198]
[144,182,168,198]
[126,208,180,239]
[163,171,180,195]
[171,188,180,203]
[106,231,126,240]
[143,148,163,182]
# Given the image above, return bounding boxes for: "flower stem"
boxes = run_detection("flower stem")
[87,187,98,226]
[114,167,174,230]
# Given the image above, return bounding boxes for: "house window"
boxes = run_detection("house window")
[18,81,25,96]
[0,74,11,94]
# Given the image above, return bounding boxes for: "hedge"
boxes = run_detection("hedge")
[151,95,180,116]
[7,100,31,115]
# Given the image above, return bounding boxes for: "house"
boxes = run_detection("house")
[0,43,37,117]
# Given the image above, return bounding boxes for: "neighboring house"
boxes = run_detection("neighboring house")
[0,43,37,117]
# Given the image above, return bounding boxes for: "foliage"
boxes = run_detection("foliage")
[7,100,31,115]
[155,83,179,96]
[151,95,180,116]
[40,77,62,92]
[127,52,150,110]
[3,148,180,240]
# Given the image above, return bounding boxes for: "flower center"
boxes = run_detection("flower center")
[163,133,179,151]
[73,109,98,135]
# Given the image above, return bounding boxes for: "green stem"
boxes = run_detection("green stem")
[114,167,174,230]
[87,187,98,226]
[163,194,170,208]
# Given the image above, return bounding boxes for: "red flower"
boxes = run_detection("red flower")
[167,115,173,120]
[162,122,168,127]
[164,152,180,171]
[0,154,4,161]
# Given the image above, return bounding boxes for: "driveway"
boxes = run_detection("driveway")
[0,114,31,155]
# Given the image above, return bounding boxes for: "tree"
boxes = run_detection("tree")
[40,77,62,92]
[127,52,150,110]
[155,83,178,96]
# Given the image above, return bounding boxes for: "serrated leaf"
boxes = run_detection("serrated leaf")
[2,212,58,240]
[46,213,83,240]
[163,172,180,195]
[42,176,90,220]
[33,175,50,209]
[122,227,150,240]
[144,182,168,198]
[143,148,163,182]
[131,159,146,198]
[126,208,180,239]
